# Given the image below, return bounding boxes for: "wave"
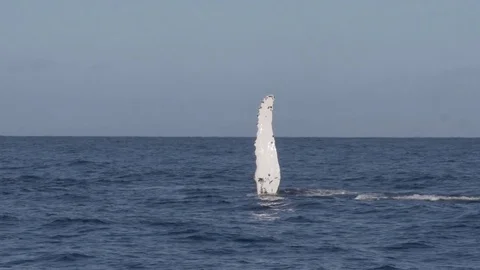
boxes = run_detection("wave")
[0,165,28,170]
[251,212,280,221]
[354,193,389,201]
[16,175,42,181]
[368,265,402,270]
[355,193,480,202]
[383,240,434,250]
[67,159,110,167]
[50,252,94,262]
[44,217,110,227]
[282,188,356,197]
[393,194,480,201]
[277,188,480,202]
[116,170,175,179]
[304,189,356,197]
[68,159,96,166]
[0,214,19,222]
[233,235,280,243]
[183,234,218,241]
[285,215,315,223]
[2,252,93,268]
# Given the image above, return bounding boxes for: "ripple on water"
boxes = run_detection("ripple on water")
[47,252,94,262]
[2,252,94,268]
[368,265,402,270]
[44,217,111,228]
[284,215,315,223]
[382,241,435,251]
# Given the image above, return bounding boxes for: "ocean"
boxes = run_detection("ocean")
[1,137,479,269]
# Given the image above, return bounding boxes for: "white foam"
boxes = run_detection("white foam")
[251,213,280,221]
[305,189,356,197]
[392,194,480,201]
[254,95,281,195]
[355,193,480,202]
[354,193,388,201]
[252,193,293,222]
[258,195,285,204]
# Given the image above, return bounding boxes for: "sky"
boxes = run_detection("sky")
[1,0,480,137]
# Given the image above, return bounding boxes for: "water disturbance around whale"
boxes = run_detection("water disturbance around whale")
[254,95,281,195]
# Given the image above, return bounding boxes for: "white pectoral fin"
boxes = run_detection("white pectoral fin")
[254,95,281,195]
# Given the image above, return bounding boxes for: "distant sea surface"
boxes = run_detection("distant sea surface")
[1,137,480,270]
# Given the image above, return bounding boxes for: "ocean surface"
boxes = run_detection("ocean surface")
[1,137,480,270]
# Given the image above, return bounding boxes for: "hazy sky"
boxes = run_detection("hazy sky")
[1,0,480,136]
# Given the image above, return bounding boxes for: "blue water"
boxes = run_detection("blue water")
[1,137,480,270]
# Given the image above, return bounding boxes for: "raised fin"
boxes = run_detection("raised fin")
[254,95,281,195]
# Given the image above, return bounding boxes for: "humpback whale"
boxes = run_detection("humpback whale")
[254,95,281,195]
[250,96,480,202]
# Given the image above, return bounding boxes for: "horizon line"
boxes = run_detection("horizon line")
[1,135,480,139]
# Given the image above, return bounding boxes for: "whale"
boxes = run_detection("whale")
[250,96,480,202]
[254,95,281,195]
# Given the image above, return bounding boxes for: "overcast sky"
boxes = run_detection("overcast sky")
[1,0,479,137]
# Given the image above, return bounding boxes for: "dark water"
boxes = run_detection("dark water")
[1,137,480,270]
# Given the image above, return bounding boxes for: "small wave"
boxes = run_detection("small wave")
[315,245,347,253]
[0,214,19,222]
[355,193,389,201]
[184,234,217,241]
[261,188,480,203]
[295,201,326,208]
[392,194,480,201]
[45,217,110,227]
[170,230,220,242]
[1,190,12,195]
[368,265,401,270]
[258,195,285,202]
[67,159,111,168]
[304,189,356,197]
[199,173,217,179]
[117,170,174,179]
[282,188,355,197]
[384,241,434,250]
[200,247,235,255]
[54,192,91,201]
[0,165,28,170]
[234,236,280,244]
[147,220,190,227]
[48,252,94,262]
[68,159,96,166]
[251,213,280,221]
[255,195,288,209]
[50,233,82,239]
[169,228,200,235]
[285,215,315,223]
[3,252,93,267]
[16,175,42,181]
[246,204,270,211]
[355,193,480,202]
[51,177,80,185]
